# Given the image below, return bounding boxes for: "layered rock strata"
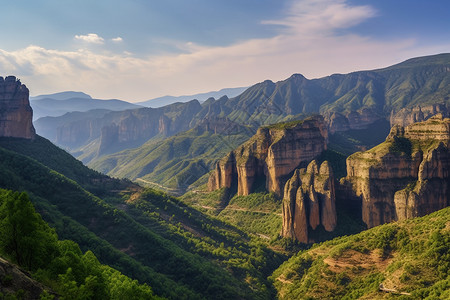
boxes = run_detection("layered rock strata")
[281,160,337,243]
[390,104,450,127]
[0,76,35,139]
[343,115,450,228]
[324,108,382,134]
[208,116,328,196]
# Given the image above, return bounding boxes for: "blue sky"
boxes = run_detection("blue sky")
[0,0,449,101]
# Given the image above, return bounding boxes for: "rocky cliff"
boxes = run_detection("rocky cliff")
[208,116,328,196]
[390,104,450,127]
[54,100,202,157]
[0,76,35,139]
[281,160,337,243]
[324,108,382,134]
[343,115,450,228]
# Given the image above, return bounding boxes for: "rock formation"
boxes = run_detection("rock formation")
[55,100,202,155]
[390,104,449,127]
[0,76,35,139]
[208,116,328,196]
[343,115,450,228]
[281,160,337,243]
[324,108,382,134]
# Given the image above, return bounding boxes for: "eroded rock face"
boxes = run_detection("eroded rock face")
[0,76,35,139]
[344,115,450,228]
[281,160,337,243]
[56,100,202,152]
[390,104,450,127]
[208,116,328,196]
[324,108,381,134]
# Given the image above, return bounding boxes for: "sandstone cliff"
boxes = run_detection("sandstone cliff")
[281,160,337,243]
[208,116,328,196]
[343,115,450,228]
[0,76,35,139]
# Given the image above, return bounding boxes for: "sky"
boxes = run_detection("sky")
[0,0,449,102]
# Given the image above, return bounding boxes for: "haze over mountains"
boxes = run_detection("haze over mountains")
[30,86,249,120]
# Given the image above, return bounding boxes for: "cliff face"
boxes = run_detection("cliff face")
[55,100,202,155]
[390,104,449,127]
[208,116,328,196]
[0,76,35,139]
[281,160,337,243]
[324,108,382,134]
[344,115,450,228]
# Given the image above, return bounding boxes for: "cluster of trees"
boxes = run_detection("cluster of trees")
[0,189,160,300]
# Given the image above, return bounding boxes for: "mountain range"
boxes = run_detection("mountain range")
[0,53,449,299]
[34,53,450,193]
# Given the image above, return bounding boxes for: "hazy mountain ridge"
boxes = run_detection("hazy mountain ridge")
[137,86,249,108]
[30,97,142,120]
[34,53,450,193]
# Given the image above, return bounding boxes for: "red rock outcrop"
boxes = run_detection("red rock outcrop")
[208,116,328,196]
[0,76,35,139]
[343,115,450,228]
[281,160,337,243]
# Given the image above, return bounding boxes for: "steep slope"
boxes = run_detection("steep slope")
[0,136,284,299]
[90,118,254,194]
[271,206,450,299]
[0,256,54,299]
[342,115,450,228]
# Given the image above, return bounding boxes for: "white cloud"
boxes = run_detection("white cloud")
[263,0,376,35]
[74,33,105,44]
[111,37,123,43]
[0,0,448,101]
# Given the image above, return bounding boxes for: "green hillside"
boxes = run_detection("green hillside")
[89,121,254,194]
[0,189,160,300]
[0,136,285,299]
[270,206,450,299]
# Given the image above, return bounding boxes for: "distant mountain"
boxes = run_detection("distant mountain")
[30,91,92,101]
[137,86,248,108]
[30,97,142,120]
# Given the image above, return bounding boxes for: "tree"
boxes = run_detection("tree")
[0,190,58,270]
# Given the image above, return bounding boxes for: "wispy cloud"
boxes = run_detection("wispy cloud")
[263,0,376,35]
[111,37,123,43]
[0,0,447,101]
[74,33,105,44]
